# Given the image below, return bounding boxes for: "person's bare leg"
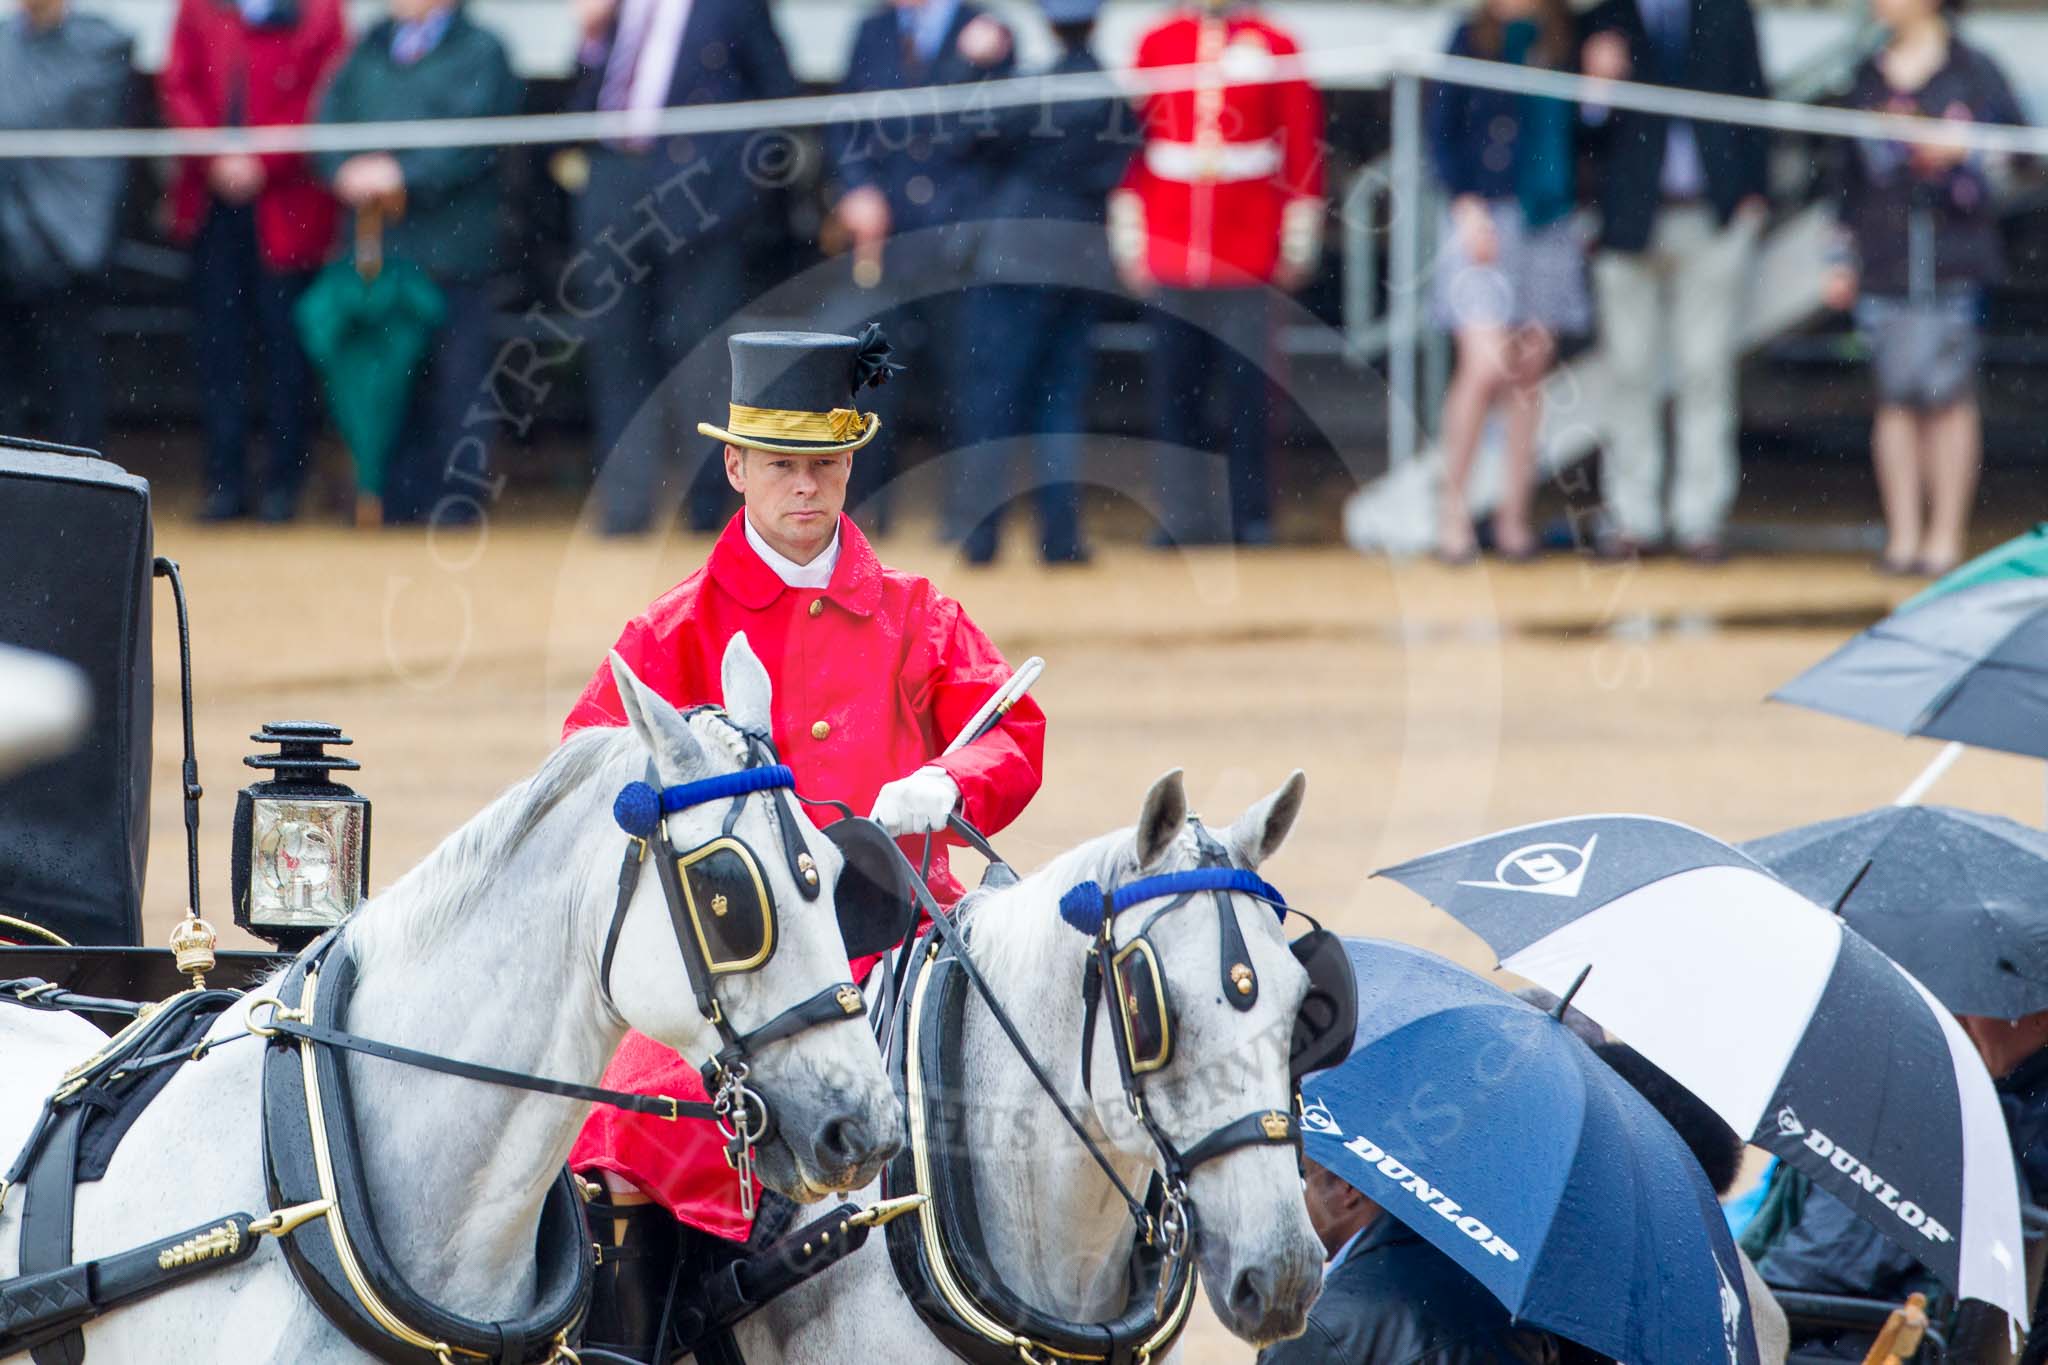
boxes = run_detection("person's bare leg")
[1919,397,1981,574]
[1870,403,1923,570]
[1437,323,1510,559]
[1491,324,1555,558]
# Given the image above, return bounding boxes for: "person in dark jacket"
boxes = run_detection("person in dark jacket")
[1256,1158,1561,1365]
[1426,0,1586,564]
[1579,0,1769,562]
[1818,0,2023,578]
[315,0,521,525]
[568,0,797,536]
[829,0,1016,534]
[950,0,1131,565]
[0,0,130,452]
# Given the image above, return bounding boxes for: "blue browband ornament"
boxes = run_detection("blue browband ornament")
[612,764,798,838]
[1057,868,1287,936]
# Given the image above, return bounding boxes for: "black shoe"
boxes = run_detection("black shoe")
[256,489,299,524]
[198,491,246,522]
[584,1196,681,1361]
[1233,519,1275,547]
[1042,546,1091,566]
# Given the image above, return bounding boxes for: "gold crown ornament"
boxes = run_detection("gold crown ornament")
[169,912,219,992]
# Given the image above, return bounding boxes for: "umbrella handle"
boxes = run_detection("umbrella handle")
[355,202,384,282]
[1859,1292,1927,1365]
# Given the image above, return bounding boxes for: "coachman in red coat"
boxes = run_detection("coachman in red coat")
[569,328,1046,1359]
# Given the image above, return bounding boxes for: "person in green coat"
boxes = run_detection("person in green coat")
[314,0,520,524]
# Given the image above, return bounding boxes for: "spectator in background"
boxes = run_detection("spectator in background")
[0,0,130,452]
[952,0,1132,566]
[831,0,1016,536]
[1580,0,1768,563]
[160,0,346,523]
[1114,0,1324,548]
[1256,1156,1562,1364]
[1426,0,1587,565]
[569,0,797,537]
[1820,0,2022,578]
[315,0,521,525]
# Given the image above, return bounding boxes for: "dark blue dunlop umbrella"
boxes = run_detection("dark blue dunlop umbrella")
[1745,805,2048,1020]
[1772,578,2048,760]
[1300,938,1763,1365]
[1378,815,2028,1326]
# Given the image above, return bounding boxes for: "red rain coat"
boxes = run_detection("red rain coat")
[564,513,1045,1238]
[158,0,348,271]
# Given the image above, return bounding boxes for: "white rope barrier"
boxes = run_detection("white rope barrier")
[0,45,1396,160]
[0,40,2034,162]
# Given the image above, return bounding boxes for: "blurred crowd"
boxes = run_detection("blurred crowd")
[0,0,2027,564]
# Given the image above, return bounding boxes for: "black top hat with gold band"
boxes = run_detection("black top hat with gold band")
[696,325,902,455]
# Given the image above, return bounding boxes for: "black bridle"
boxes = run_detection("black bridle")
[601,710,869,1217]
[1061,819,1309,1290]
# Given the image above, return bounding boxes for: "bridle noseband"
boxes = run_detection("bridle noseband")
[603,709,868,1217]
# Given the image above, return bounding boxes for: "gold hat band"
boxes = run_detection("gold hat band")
[726,403,868,444]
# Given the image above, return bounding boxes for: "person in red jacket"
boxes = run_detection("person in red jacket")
[159,0,346,523]
[1112,0,1324,548]
[563,327,1046,1359]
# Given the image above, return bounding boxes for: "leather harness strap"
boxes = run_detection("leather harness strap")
[21,1109,86,1365]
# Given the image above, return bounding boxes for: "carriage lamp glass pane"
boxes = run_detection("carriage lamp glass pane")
[248,799,363,927]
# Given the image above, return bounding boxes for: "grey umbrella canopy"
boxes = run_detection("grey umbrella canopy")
[1772,578,2048,760]
[1745,805,2048,1020]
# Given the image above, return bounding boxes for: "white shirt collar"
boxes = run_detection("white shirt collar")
[744,514,840,590]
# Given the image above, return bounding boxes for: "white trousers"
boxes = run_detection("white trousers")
[1593,204,1758,545]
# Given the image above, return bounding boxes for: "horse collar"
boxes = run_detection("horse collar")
[260,938,592,1365]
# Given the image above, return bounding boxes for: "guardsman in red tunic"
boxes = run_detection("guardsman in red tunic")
[565,327,1046,1358]
[1110,0,1325,547]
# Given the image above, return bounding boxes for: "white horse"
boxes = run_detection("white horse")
[717,769,1326,1364]
[0,635,902,1362]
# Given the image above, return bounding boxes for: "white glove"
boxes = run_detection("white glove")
[869,766,960,837]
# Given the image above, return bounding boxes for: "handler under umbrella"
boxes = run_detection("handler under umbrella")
[558,327,1047,1359]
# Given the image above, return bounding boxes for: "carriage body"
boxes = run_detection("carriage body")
[0,439,332,1019]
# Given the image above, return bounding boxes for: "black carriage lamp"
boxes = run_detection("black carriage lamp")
[231,721,372,952]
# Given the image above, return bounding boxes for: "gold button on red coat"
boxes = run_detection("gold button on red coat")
[808,599,824,618]
[811,721,831,741]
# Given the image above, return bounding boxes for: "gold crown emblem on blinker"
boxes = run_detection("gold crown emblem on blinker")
[1260,1111,1291,1141]
[710,894,730,918]
[836,984,863,1015]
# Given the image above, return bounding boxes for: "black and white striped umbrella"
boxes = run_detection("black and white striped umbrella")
[1379,814,2027,1322]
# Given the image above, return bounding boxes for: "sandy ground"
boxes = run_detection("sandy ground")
[121,504,2048,1362]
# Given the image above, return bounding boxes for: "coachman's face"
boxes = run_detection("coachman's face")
[725,446,852,562]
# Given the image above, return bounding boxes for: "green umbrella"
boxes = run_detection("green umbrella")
[292,212,444,503]
[1901,523,2048,612]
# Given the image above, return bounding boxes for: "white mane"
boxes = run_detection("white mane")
[348,709,751,976]
[962,826,1175,987]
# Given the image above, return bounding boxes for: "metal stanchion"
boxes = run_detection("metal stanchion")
[1388,69,1423,472]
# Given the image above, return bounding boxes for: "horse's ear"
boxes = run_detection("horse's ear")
[611,650,702,784]
[720,633,773,737]
[1134,769,1187,870]
[1226,770,1307,867]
